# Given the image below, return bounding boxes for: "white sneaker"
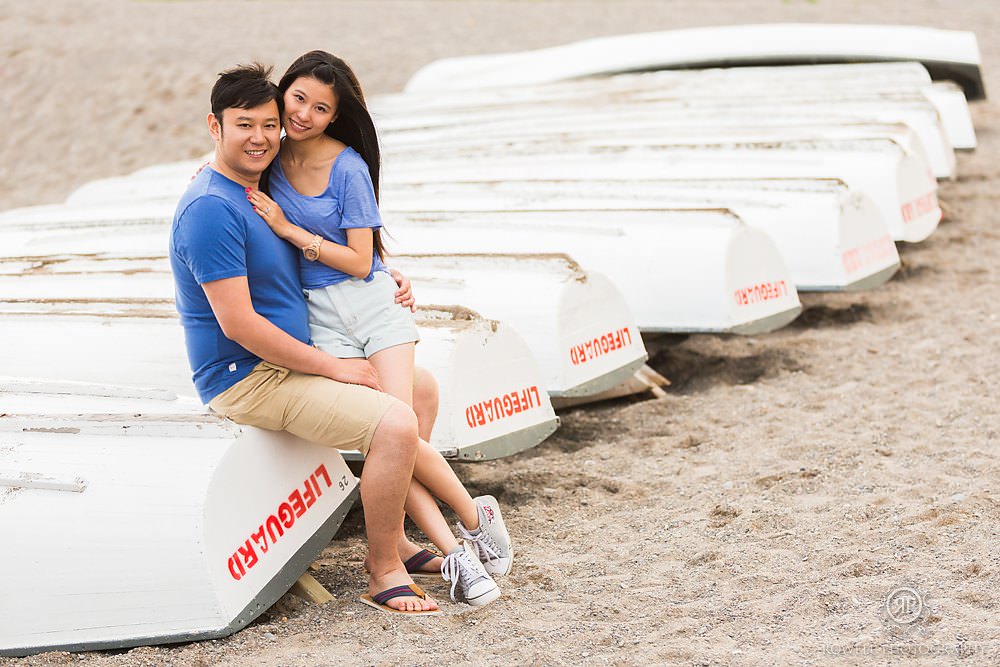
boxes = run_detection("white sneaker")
[457,495,513,576]
[440,541,501,607]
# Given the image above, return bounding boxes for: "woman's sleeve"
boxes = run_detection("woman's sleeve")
[339,167,383,230]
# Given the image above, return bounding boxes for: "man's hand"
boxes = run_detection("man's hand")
[389,268,416,312]
[202,276,383,388]
[328,357,382,391]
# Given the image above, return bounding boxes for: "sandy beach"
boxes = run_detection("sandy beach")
[2,1,1000,665]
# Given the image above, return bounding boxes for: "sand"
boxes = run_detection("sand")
[2,1,1000,665]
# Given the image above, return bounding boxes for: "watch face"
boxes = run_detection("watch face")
[303,236,322,261]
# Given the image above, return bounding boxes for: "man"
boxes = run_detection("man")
[169,63,437,614]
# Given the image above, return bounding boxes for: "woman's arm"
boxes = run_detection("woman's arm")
[248,189,373,279]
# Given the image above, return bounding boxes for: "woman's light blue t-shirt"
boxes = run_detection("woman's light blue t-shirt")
[269,146,387,290]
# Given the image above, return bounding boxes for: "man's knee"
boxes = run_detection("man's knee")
[370,401,419,457]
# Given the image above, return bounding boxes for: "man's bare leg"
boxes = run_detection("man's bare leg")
[361,401,438,611]
[368,351,459,566]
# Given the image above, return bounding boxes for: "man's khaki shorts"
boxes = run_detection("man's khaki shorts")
[208,361,396,457]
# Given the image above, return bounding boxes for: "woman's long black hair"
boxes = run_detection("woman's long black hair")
[278,51,385,261]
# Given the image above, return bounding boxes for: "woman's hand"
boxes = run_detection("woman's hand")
[248,189,294,239]
[191,161,210,181]
[389,268,416,312]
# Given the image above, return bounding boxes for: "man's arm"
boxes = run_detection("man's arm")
[388,268,416,312]
[202,275,381,390]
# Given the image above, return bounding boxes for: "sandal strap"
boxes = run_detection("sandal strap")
[403,548,441,573]
[372,584,426,606]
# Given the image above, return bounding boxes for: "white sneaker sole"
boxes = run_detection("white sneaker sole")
[465,584,502,607]
[484,556,513,577]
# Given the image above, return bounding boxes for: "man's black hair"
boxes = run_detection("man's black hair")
[210,62,282,120]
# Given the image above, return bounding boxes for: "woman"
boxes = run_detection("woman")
[247,51,512,611]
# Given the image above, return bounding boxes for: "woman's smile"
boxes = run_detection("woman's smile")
[287,116,311,133]
[283,75,338,139]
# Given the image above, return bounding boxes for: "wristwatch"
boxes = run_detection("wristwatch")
[302,234,323,262]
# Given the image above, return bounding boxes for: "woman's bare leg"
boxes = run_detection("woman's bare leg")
[411,438,479,530]
[412,366,439,441]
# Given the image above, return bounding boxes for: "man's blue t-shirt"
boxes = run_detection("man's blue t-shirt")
[169,167,310,403]
[269,146,388,290]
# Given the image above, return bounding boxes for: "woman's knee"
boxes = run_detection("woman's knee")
[412,367,439,437]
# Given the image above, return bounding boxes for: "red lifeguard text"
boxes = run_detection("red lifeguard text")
[465,385,542,429]
[841,234,896,274]
[734,280,789,306]
[226,464,349,581]
[900,191,938,224]
[569,326,633,366]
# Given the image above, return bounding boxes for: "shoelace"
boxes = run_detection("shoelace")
[440,548,482,602]
[458,521,502,564]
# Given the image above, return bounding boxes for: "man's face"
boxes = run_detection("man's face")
[207,100,281,185]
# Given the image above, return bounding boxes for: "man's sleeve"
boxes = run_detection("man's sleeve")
[174,196,249,284]
[340,168,383,230]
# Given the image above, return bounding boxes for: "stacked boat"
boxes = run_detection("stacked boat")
[0,23,983,656]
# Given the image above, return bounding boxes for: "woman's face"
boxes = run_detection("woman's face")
[283,76,338,141]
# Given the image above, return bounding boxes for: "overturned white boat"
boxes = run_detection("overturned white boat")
[0,199,176,248]
[0,253,558,461]
[0,193,803,334]
[377,208,801,334]
[378,62,976,152]
[407,307,559,460]
[0,377,359,656]
[383,178,899,292]
[383,113,953,181]
[391,254,648,396]
[64,164,201,207]
[0,227,644,399]
[403,24,986,101]
[383,137,941,243]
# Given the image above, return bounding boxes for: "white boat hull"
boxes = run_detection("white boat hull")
[384,139,941,243]
[0,254,558,461]
[411,308,559,460]
[392,254,648,396]
[378,208,802,335]
[403,24,985,100]
[0,379,358,656]
[384,179,900,292]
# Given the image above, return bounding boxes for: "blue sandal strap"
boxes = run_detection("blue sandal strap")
[403,549,441,573]
[372,584,426,606]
